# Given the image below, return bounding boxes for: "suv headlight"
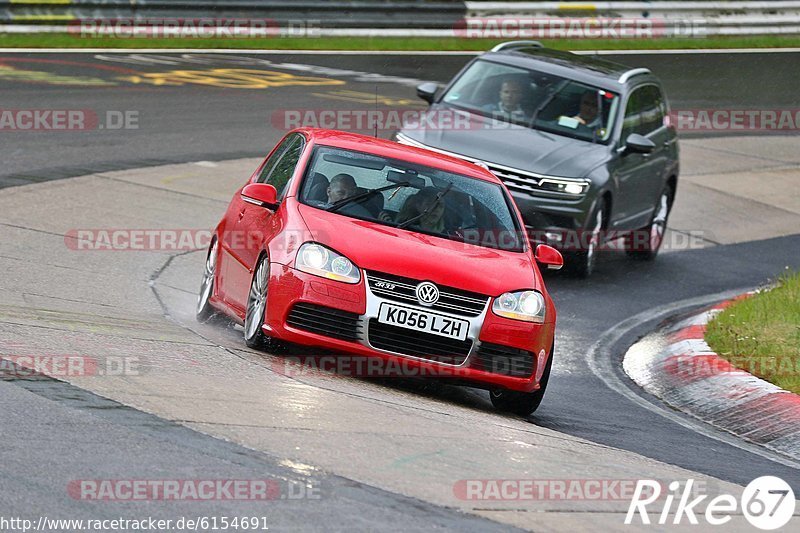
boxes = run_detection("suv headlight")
[538,179,590,196]
[295,243,361,284]
[492,290,546,323]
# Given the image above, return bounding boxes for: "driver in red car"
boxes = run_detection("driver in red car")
[327,173,371,218]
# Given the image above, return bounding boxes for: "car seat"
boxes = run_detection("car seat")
[306,172,330,202]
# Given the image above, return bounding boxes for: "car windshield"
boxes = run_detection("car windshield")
[299,146,525,252]
[440,59,619,143]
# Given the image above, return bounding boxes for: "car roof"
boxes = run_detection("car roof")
[482,47,657,91]
[298,128,504,184]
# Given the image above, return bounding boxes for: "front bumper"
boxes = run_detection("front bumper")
[263,264,555,393]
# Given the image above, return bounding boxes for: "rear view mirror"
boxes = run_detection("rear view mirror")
[416,82,439,104]
[387,169,425,189]
[534,244,564,270]
[624,134,656,154]
[242,183,279,210]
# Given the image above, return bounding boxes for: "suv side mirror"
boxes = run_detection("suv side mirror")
[534,244,564,270]
[416,82,439,104]
[242,183,279,210]
[624,134,656,154]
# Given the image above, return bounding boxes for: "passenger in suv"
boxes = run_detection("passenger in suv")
[395,41,679,277]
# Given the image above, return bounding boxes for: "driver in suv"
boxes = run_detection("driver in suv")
[395,41,679,277]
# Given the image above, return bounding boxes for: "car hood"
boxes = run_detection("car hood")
[297,204,540,296]
[401,106,609,177]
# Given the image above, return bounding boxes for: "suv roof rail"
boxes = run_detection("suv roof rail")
[490,40,544,53]
[618,68,651,84]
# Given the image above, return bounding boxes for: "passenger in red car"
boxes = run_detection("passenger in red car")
[397,187,447,233]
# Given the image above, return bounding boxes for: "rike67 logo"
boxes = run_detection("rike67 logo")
[626,476,795,530]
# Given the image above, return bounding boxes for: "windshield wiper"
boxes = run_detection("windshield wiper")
[397,183,453,229]
[327,182,410,213]
[529,80,569,129]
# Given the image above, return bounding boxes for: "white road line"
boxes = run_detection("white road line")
[586,286,800,471]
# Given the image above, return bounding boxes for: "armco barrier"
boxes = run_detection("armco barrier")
[465,1,800,36]
[1,1,799,36]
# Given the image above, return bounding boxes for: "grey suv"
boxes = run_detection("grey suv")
[394,41,679,277]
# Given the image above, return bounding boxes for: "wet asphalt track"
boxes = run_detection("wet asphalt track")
[1,50,800,530]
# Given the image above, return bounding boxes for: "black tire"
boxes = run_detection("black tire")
[626,185,673,261]
[196,239,219,322]
[244,255,272,349]
[490,345,553,416]
[565,199,607,278]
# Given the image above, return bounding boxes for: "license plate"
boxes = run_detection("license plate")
[377,303,469,341]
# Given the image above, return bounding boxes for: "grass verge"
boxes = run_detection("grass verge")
[1,33,800,50]
[705,271,800,394]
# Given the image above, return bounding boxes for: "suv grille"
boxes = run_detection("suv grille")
[487,164,545,197]
[485,163,586,200]
[368,319,472,365]
[472,342,535,377]
[286,303,362,342]
[366,271,488,317]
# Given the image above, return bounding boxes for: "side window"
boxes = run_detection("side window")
[257,136,293,184]
[621,88,643,143]
[639,86,665,136]
[257,134,305,199]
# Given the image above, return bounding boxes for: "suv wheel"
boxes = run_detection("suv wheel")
[626,186,673,261]
[490,346,552,416]
[566,200,606,278]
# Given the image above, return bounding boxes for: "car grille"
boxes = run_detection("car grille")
[471,342,535,377]
[286,303,362,342]
[367,319,472,365]
[486,164,578,200]
[485,163,546,197]
[366,271,489,318]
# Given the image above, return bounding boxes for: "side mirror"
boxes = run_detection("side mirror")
[416,82,439,104]
[624,134,656,154]
[534,244,564,271]
[242,183,279,210]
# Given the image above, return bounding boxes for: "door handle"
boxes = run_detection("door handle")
[238,209,246,220]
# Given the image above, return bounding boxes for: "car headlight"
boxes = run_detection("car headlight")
[295,243,360,284]
[492,290,546,323]
[538,179,590,196]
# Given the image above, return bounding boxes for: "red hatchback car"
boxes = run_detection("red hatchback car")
[197,129,562,415]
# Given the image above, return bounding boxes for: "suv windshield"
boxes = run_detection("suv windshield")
[440,59,619,143]
[299,146,525,252]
